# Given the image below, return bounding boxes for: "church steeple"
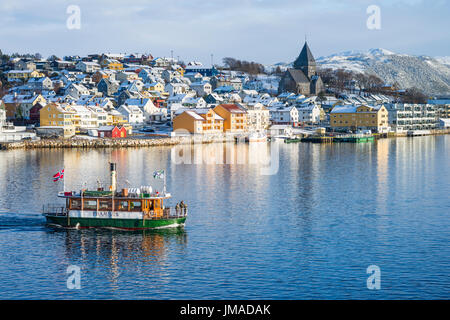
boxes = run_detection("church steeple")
[293,41,317,78]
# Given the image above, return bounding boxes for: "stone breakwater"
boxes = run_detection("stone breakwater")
[0,136,232,150]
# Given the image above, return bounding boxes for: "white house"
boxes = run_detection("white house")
[297,104,321,124]
[124,98,159,122]
[27,77,53,90]
[243,102,270,132]
[117,104,144,124]
[165,83,189,96]
[65,83,90,99]
[270,105,299,125]
[76,61,101,73]
[190,81,212,97]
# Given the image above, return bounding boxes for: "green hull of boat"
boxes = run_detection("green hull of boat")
[45,216,186,230]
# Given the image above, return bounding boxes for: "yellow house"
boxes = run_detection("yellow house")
[173,109,224,134]
[6,70,44,82]
[176,67,185,77]
[330,104,389,133]
[108,110,128,127]
[39,103,76,137]
[196,108,224,133]
[173,110,207,134]
[147,82,165,93]
[100,58,123,70]
[213,104,248,133]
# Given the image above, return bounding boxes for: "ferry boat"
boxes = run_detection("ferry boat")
[43,163,187,230]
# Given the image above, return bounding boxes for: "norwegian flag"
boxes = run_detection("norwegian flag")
[53,169,64,182]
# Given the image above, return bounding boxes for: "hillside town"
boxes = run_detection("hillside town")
[1,42,449,143]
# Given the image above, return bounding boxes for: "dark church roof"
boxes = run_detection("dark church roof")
[287,69,309,84]
[293,42,316,70]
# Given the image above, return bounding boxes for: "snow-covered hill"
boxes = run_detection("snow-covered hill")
[315,49,450,95]
[269,49,450,95]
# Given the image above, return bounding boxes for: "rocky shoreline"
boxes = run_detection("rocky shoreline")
[0,136,232,150]
[1,130,449,150]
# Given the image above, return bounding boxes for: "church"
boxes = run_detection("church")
[278,41,324,96]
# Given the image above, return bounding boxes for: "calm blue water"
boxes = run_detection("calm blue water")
[0,136,448,299]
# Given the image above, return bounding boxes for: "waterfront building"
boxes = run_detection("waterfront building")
[385,103,437,132]
[242,103,270,132]
[97,125,127,138]
[39,102,76,137]
[173,108,224,134]
[213,104,248,133]
[427,99,450,119]
[296,103,321,124]
[330,104,389,133]
[269,105,299,126]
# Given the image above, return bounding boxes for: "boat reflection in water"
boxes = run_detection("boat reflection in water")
[48,227,188,293]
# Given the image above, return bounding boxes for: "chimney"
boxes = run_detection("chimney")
[110,163,117,193]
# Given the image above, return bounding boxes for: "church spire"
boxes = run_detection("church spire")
[293,41,317,78]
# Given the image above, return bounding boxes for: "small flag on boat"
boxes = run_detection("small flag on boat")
[53,169,64,182]
[153,170,164,179]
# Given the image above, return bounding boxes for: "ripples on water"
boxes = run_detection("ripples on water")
[0,136,448,299]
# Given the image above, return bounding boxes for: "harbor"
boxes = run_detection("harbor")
[0,136,449,299]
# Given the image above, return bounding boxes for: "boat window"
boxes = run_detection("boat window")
[99,200,111,211]
[130,201,142,211]
[117,200,129,211]
[70,199,81,210]
[84,200,97,210]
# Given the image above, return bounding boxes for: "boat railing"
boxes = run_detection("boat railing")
[43,204,69,216]
[144,207,187,220]
[165,207,188,218]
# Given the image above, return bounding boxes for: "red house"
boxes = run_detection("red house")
[98,126,127,138]
[29,102,44,125]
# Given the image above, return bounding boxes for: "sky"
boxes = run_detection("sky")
[0,0,449,65]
